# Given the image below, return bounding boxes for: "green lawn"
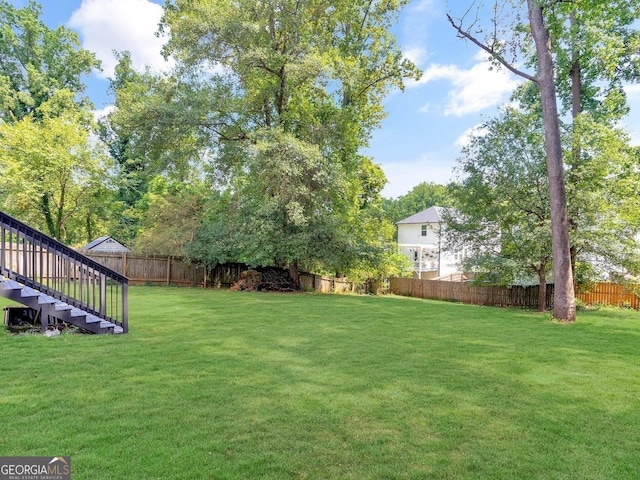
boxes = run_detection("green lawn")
[1,287,639,479]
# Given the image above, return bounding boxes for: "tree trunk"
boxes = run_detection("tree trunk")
[289,260,300,290]
[528,0,576,322]
[40,193,57,238]
[537,268,547,313]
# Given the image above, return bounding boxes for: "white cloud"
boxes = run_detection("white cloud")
[407,53,520,117]
[418,102,432,113]
[410,0,436,12]
[625,84,640,99]
[403,47,428,68]
[399,0,442,70]
[379,155,454,198]
[69,0,172,79]
[454,124,489,149]
[93,105,116,121]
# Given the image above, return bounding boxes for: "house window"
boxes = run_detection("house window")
[421,225,427,236]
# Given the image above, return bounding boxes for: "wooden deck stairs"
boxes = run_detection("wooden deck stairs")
[0,211,128,334]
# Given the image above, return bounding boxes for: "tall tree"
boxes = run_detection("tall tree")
[98,53,193,244]
[0,96,112,243]
[447,0,639,321]
[546,1,640,272]
[0,0,110,243]
[0,0,99,122]
[527,0,575,321]
[446,106,553,311]
[448,0,574,320]
[112,0,419,285]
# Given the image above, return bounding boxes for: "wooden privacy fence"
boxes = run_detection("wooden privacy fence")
[83,252,207,286]
[82,252,361,293]
[390,277,640,310]
[299,274,362,294]
[576,282,640,309]
[390,277,554,309]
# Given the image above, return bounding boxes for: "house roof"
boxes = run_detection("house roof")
[82,236,129,251]
[396,206,447,225]
[83,236,110,250]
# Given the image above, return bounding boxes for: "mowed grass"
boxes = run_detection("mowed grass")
[1,287,640,479]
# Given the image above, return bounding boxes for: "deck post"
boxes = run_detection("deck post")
[122,282,129,333]
[99,273,107,317]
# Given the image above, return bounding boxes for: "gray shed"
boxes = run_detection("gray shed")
[82,236,131,254]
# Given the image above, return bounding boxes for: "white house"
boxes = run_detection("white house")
[396,206,467,280]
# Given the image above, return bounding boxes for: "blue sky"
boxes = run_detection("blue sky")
[12,0,640,198]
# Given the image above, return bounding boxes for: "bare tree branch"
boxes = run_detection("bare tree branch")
[446,13,538,83]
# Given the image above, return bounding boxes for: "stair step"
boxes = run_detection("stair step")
[0,279,22,290]
[70,308,86,317]
[54,303,72,311]
[0,277,123,334]
[38,294,57,305]
[85,314,102,324]
[20,286,40,298]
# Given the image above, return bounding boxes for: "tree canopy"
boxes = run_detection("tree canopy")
[382,182,452,224]
[0,0,99,122]
[104,0,419,285]
[0,1,110,243]
[447,0,640,321]
[0,98,112,243]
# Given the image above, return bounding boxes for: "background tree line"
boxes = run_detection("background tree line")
[0,0,638,299]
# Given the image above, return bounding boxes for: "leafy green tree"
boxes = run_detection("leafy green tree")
[0,0,99,122]
[0,97,112,243]
[133,176,207,256]
[99,54,171,244]
[0,0,110,244]
[188,130,340,282]
[110,0,419,286]
[447,95,640,309]
[448,0,640,321]
[546,1,640,272]
[382,182,452,224]
[564,114,640,276]
[446,106,553,311]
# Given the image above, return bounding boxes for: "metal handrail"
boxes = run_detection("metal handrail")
[0,210,128,332]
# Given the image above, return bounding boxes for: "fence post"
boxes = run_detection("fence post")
[122,253,128,277]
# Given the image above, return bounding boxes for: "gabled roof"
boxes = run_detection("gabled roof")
[396,206,447,225]
[82,236,130,251]
[83,236,110,250]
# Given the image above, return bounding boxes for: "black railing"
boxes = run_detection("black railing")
[0,211,128,332]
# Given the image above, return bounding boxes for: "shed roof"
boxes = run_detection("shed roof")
[83,236,110,250]
[396,206,447,225]
[82,236,130,252]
